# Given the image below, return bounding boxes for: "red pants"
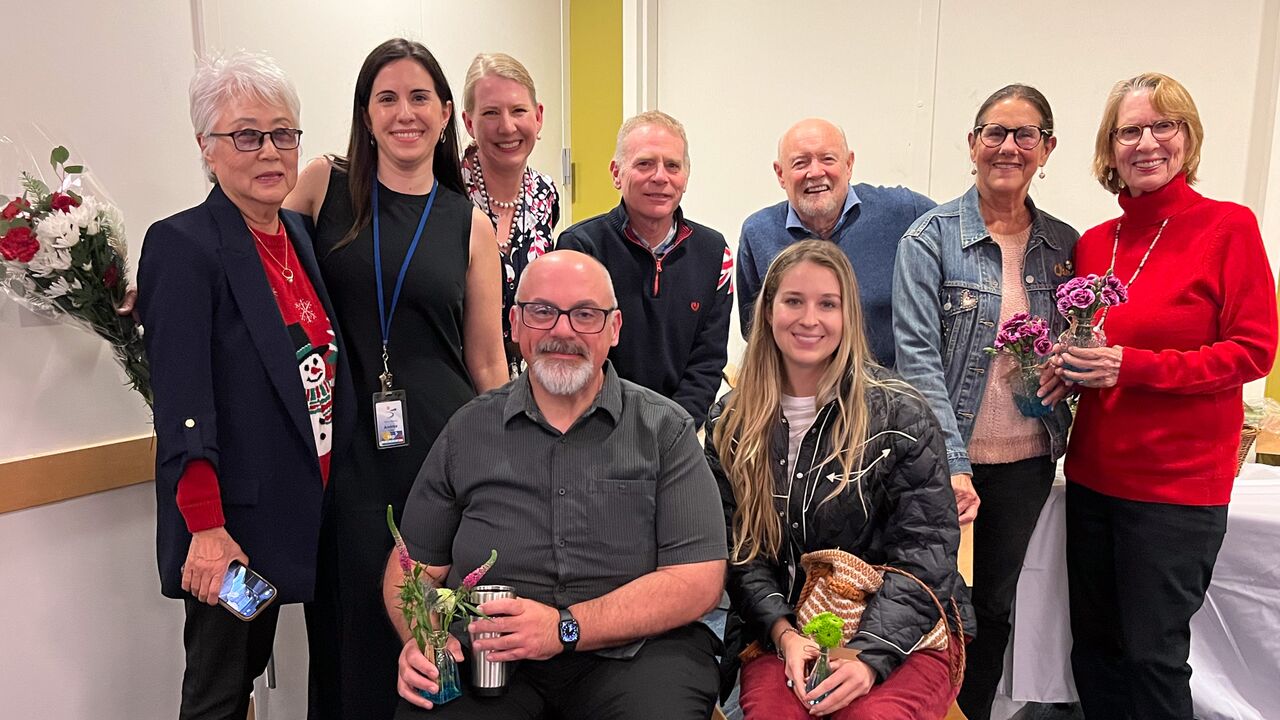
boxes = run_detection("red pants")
[738,649,956,719]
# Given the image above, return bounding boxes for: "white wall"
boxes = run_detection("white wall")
[0,2,563,718]
[655,0,1280,378]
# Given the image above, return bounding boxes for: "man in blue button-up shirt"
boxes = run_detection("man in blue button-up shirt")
[737,118,935,368]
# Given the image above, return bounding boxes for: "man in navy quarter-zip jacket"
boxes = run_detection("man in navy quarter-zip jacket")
[556,111,731,430]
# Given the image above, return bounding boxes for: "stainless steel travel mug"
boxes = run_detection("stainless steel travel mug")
[470,585,515,696]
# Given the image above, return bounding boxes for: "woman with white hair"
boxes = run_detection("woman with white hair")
[137,50,351,719]
[460,52,560,377]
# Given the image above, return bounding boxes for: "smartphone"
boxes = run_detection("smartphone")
[218,561,278,621]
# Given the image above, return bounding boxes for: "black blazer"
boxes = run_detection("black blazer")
[139,185,353,603]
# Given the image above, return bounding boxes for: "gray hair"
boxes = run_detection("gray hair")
[613,110,690,169]
[189,50,301,182]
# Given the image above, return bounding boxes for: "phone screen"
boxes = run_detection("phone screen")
[219,562,277,620]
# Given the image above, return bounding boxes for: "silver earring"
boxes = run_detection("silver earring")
[970,165,977,176]
[1039,167,1046,179]
[439,131,447,145]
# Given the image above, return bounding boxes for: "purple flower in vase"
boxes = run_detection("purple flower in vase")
[1034,335,1054,356]
[1103,274,1129,303]
[1099,287,1120,306]
[1007,311,1031,326]
[1056,296,1073,317]
[1068,287,1096,309]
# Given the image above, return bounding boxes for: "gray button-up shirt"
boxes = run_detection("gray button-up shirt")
[401,362,726,654]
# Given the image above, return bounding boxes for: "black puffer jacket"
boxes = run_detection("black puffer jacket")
[705,365,975,698]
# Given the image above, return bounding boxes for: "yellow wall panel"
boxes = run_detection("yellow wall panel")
[569,0,622,221]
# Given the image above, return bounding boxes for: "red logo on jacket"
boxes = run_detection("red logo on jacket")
[690,301,701,312]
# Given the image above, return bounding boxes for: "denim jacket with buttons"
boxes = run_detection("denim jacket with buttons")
[892,185,1078,476]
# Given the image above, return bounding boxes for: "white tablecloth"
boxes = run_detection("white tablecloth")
[994,463,1280,720]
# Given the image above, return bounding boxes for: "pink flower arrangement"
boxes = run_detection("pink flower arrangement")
[1055,273,1128,321]
[386,505,498,653]
[985,312,1053,362]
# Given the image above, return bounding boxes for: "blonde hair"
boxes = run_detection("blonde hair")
[1092,72,1204,194]
[463,53,538,113]
[613,110,691,167]
[713,240,904,564]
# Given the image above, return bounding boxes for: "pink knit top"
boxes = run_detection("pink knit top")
[968,227,1050,464]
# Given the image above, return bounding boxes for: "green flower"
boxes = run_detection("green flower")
[802,612,846,650]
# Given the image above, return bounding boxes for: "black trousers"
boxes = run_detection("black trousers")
[955,456,1055,720]
[179,598,281,720]
[1065,482,1227,720]
[393,623,720,720]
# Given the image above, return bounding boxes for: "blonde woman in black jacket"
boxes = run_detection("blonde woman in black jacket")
[706,240,973,719]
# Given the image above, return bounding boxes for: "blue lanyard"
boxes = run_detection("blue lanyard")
[373,177,438,350]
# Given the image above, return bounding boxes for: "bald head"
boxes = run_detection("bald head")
[516,250,617,308]
[774,118,855,236]
[777,118,850,161]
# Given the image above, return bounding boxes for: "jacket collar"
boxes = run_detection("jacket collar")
[959,183,1060,252]
[207,184,316,454]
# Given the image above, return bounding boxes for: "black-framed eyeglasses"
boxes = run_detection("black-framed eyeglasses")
[974,123,1052,151]
[1112,119,1183,146]
[207,128,303,152]
[517,302,616,334]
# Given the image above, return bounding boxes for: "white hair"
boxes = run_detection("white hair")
[189,50,301,182]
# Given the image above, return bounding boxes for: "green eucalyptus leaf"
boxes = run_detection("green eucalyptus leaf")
[51,146,69,167]
[63,165,84,175]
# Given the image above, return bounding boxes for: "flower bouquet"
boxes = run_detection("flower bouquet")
[803,611,845,704]
[387,506,497,705]
[1055,273,1128,373]
[984,312,1053,418]
[0,146,150,405]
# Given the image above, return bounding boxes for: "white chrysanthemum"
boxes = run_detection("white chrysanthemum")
[67,196,100,234]
[36,211,78,249]
[27,246,72,277]
[45,276,82,299]
[99,204,127,255]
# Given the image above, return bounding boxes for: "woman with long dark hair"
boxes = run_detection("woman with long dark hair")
[286,38,506,719]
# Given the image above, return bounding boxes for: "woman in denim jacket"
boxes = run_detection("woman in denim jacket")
[892,84,1078,720]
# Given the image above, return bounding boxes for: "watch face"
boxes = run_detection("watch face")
[559,618,580,643]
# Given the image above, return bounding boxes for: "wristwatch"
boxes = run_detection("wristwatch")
[557,607,580,652]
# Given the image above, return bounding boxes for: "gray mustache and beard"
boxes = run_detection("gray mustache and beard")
[529,338,595,395]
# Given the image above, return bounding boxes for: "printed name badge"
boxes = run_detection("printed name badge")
[373,390,410,449]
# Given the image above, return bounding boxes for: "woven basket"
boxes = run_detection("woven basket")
[1237,424,1259,476]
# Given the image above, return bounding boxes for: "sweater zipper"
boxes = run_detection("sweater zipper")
[624,223,692,298]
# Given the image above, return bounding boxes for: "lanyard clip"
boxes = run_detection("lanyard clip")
[379,344,393,393]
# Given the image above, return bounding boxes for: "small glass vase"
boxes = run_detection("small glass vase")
[418,630,462,705]
[1010,360,1052,418]
[1059,315,1107,374]
[804,648,833,704]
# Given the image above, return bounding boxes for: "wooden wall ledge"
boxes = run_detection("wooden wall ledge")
[0,435,155,515]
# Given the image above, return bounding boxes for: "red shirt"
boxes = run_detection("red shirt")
[1065,174,1277,505]
[176,222,337,532]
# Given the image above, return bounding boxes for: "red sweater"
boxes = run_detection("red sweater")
[1066,175,1277,505]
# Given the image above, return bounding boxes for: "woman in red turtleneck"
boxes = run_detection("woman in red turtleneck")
[1052,73,1277,719]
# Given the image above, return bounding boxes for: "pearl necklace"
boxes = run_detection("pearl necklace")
[473,155,520,211]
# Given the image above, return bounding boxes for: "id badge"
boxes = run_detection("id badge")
[373,390,410,449]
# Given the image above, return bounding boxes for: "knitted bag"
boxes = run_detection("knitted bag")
[741,548,965,688]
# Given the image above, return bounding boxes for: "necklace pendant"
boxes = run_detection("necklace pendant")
[282,267,295,283]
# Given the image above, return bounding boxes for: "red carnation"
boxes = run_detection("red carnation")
[50,193,79,213]
[103,263,120,288]
[0,226,40,263]
[1,197,29,220]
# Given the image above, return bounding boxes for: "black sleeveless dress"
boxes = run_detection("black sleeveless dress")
[306,167,477,720]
